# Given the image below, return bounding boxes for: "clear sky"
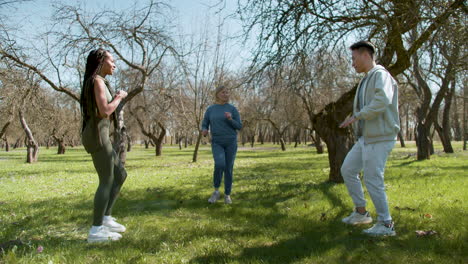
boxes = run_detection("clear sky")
[1,0,251,70]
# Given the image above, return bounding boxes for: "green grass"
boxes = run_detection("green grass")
[0,142,467,264]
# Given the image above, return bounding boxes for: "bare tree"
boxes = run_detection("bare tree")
[175,16,230,162]
[405,24,462,159]
[238,0,464,182]
[1,0,177,164]
[128,66,175,156]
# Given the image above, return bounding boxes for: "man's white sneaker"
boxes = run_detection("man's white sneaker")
[103,216,126,233]
[224,195,232,204]
[208,191,220,203]
[87,225,122,243]
[363,222,396,236]
[342,211,373,225]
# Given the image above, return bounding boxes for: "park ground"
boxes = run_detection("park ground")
[0,142,467,264]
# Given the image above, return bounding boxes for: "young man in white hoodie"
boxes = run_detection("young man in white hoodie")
[339,41,400,236]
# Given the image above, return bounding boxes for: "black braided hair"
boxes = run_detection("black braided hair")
[80,48,108,132]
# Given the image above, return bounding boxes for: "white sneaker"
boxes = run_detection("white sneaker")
[87,225,122,243]
[103,216,126,233]
[208,191,220,203]
[363,222,396,236]
[342,210,373,225]
[224,195,232,204]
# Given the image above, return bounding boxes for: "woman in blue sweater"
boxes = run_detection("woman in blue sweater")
[202,86,242,204]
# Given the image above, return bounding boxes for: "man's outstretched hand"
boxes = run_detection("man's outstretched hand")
[339,116,357,128]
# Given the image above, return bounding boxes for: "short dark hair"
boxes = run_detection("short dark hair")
[350,41,376,58]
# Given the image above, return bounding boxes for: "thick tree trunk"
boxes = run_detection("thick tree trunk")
[312,86,355,183]
[322,132,352,183]
[192,131,203,162]
[52,135,66,154]
[154,124,166,156]
[155,141,162,156]
[57,139,66,154]
[19,110,39,163]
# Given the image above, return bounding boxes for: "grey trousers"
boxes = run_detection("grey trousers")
[341,137,395,222]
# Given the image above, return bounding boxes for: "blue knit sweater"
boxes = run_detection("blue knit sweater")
[201,104,242,139]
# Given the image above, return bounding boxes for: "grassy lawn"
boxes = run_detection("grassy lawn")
[0,142,466,264]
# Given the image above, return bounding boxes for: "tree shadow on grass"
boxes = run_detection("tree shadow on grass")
[1,180,466,263]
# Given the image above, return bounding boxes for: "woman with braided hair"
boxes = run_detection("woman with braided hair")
[80,48,128,243]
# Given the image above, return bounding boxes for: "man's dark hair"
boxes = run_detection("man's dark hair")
[350,41,376,58]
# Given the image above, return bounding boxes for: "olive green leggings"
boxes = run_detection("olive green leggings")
[91,142,127,226]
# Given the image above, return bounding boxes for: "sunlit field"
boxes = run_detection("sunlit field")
[0,142,466,263]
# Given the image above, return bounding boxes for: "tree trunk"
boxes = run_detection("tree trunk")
[258,128,264,144]
[19,110,39,163]
[155,141,162,156]
[415,121,432,160]
[293,129,300,148]
[435,124,453,153]
[4,137,9,152]
[398,131,406,148]
[250,135,255,148]
[405,108,411,141]
[154,123,166,156]
[57,139,66,154]
[46,137,51,149]
[52,135,66,154]
[192,131,203,162]
[13,137,21,149]
[0,121,10,140]
[435,78,455,153]
[279,137,286,151]
[464,78,467,150]
[312,86,355,183]
[113,108,127,166]
[126,134,132,152]
[310,131,324,154]
[241,133,246,146]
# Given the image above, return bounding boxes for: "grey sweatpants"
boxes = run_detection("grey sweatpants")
[341,137,395,222]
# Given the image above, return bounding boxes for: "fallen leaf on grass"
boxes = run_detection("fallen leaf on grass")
[415,230,437,237]
[423,213,433,219]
